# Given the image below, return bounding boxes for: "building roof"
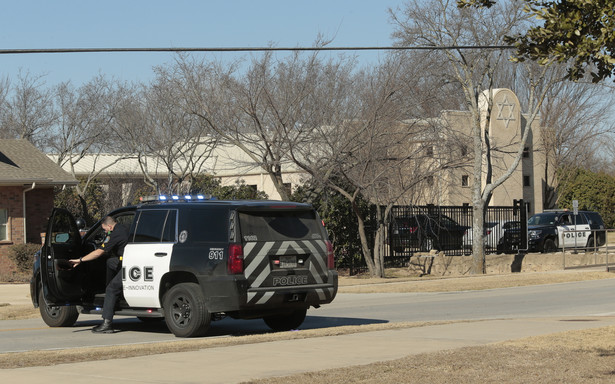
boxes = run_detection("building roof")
[49,143,303,178]
[0,139,78,186]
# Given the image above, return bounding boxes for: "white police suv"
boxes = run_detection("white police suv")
[31,196,338,337]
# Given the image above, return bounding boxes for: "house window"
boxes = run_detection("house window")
[461,175,469,187]
[523,147,530,158]
[0,209,7,241]
[425,146,434,157]
[523,175,531,187]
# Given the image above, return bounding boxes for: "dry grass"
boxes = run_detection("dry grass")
[244,326,615,384]
[338,268,615,293]
[0,304,38,320]
[0,271,30,284]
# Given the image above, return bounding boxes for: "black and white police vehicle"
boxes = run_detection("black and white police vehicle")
[31,195,338,337]
[527,210,606,252]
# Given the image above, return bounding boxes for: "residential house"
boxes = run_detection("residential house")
[0,139,78,274]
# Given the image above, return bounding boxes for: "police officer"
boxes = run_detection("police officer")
[70,216,129,333]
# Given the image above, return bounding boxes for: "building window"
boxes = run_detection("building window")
[523,147,530,158]
[425,145,434,157]
[523,175,531,187]
[0,208,7,241]
[461,175,469,187]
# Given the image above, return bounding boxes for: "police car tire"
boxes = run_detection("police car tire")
[263,308,307,332]
[543,238,557,253]
[38,289,79,327]
[163,283,211,337]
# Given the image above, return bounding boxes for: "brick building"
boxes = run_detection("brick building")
[0,139,77,274]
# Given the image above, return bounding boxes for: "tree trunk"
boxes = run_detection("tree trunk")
[350,200,382,277]
[471,203,485,274]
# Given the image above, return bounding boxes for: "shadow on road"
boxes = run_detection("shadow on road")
[71,315,388,337]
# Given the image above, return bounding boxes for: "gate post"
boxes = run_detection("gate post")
[511,199,528,273]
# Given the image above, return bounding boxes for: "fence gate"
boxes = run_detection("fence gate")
[365,201,528,269]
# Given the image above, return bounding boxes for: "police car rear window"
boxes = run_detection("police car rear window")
[239,210,322,242]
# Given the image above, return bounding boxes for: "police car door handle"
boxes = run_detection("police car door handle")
[154,252,168,257]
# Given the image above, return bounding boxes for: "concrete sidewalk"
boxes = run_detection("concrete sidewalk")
[2,316,615,384]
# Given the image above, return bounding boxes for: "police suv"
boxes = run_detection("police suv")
[527,210,606,252]
[30,195,338,337]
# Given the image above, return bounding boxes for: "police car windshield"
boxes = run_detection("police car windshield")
[528,212,557,226]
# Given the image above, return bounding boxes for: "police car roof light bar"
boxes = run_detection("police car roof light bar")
[139,194,217,204]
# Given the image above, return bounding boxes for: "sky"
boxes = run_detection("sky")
[1,0,408,87]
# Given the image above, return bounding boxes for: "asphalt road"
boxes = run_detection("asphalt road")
[2,278,615,354]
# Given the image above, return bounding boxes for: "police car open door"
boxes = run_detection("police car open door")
[40,208,84,304]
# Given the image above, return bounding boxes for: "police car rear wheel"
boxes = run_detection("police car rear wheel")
[38,289,79,327]
[263,308,307,332]
[163,283,211,337]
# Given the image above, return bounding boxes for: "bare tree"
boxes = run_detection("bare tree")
[391,0,560,273]
[172,47,353,201]
[0,71,56,146]
[49,76,132,220]
[111,71,218,195]
[534,72,615,208]
[288,54,462,277]
[0,76,9,138]
[492,58,615,209]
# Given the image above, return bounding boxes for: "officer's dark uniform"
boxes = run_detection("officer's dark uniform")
[99,223,129,322]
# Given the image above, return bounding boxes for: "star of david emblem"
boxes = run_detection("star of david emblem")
[496,96,515,128]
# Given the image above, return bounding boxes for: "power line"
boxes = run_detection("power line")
[0,45,514,55]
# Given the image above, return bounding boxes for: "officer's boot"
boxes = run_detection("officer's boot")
[92,319,114,334]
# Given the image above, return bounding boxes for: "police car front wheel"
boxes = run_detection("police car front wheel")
[38,289,79,327]
[163,283,211,337]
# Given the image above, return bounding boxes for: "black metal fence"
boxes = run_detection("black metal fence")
[337,201,528,274]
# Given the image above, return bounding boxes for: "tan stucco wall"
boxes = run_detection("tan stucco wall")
[218,171,306,200]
